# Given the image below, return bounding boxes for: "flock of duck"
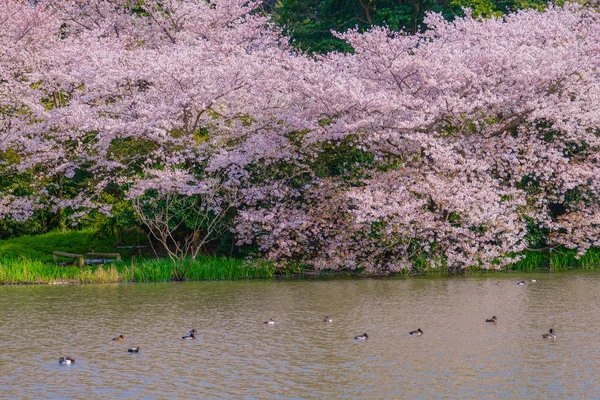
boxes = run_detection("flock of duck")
[351,279,556,340]
[354,322,554,341]
[58,328,197,364]
[58,278,554,365]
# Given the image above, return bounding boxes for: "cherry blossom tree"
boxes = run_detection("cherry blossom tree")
[2,0,600,273]
[0,0,295,250]
[235,3,600,271]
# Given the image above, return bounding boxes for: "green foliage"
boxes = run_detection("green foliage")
[0,212,51,240]
[311,138,375,183]
[522,217,549,249]
[272,0,559,53]
[107,137,159,173]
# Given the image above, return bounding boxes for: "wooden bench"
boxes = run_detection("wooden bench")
[53,251,85,268]
[86,252,122,263]
[53,251,122,267]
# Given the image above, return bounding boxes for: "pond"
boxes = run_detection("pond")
[2,272,600,398]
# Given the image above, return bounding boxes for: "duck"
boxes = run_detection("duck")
[517,280,526,286]
[486,316,498,323]
[58,357,75,365]
[354,333,368,340]
[111,334,125,342]
[542,329,556,339]
[495,281,501,285]
[324,316,333,322]
[188,329,197,335]
[128,347,140,353]
[530,279,537,283]
[182,332,196,340]
[265,318,275,325]
[409,328,423,336]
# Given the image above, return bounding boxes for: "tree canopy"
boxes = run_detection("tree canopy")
[1,0,599,272]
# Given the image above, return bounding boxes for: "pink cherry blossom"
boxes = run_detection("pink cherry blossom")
[2,1,600,271]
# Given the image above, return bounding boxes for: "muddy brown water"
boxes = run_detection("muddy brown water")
[1,272,600,398]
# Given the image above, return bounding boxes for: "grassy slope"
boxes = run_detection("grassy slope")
[0,230,275,284]
[0,230,128,263]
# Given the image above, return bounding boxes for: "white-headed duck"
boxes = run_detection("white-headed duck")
[354,333,368,340]
[409,328,423,336]
[58,357,75,365]
[542,329,556,339]
[486,316,498,323]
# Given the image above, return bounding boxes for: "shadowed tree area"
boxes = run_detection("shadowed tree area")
[271,0,563,53]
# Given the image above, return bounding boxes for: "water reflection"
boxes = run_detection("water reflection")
[1,272,600,398]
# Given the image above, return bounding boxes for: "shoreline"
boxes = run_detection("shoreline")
[0,263,595,286]
[2,231,600,285]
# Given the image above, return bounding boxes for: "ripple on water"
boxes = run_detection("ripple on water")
[1,273,600,398]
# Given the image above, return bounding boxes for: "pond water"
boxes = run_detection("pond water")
[1,272,600,398]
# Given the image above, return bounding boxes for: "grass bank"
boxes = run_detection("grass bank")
[0,256,276,284]
[0,230,275,284]
[1,231,600,284]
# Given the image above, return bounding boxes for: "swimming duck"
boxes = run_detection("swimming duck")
[58,357,75,365]
[265,318,275,325]
[530,279,537,283]
[542,329,556,339]
[112,334,125,342]
[486,316,498,323]
[324,316,333,322]
[128,347,140,353]
[496,281,501,285]
[517,281,526,286]
[188,329,197,335]
[182,332,196,340]
[409,328,423,336]
[354,333,368,340]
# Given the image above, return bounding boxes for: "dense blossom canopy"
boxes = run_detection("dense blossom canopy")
[1,0,599,271]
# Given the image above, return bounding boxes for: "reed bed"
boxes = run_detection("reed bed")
[0,255,275,284]
[78,266,123,284]
[0,257,82,284]
[128,256,275,282]
[507,248,600,271]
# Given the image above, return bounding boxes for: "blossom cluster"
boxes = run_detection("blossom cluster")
[1,1,599,270]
